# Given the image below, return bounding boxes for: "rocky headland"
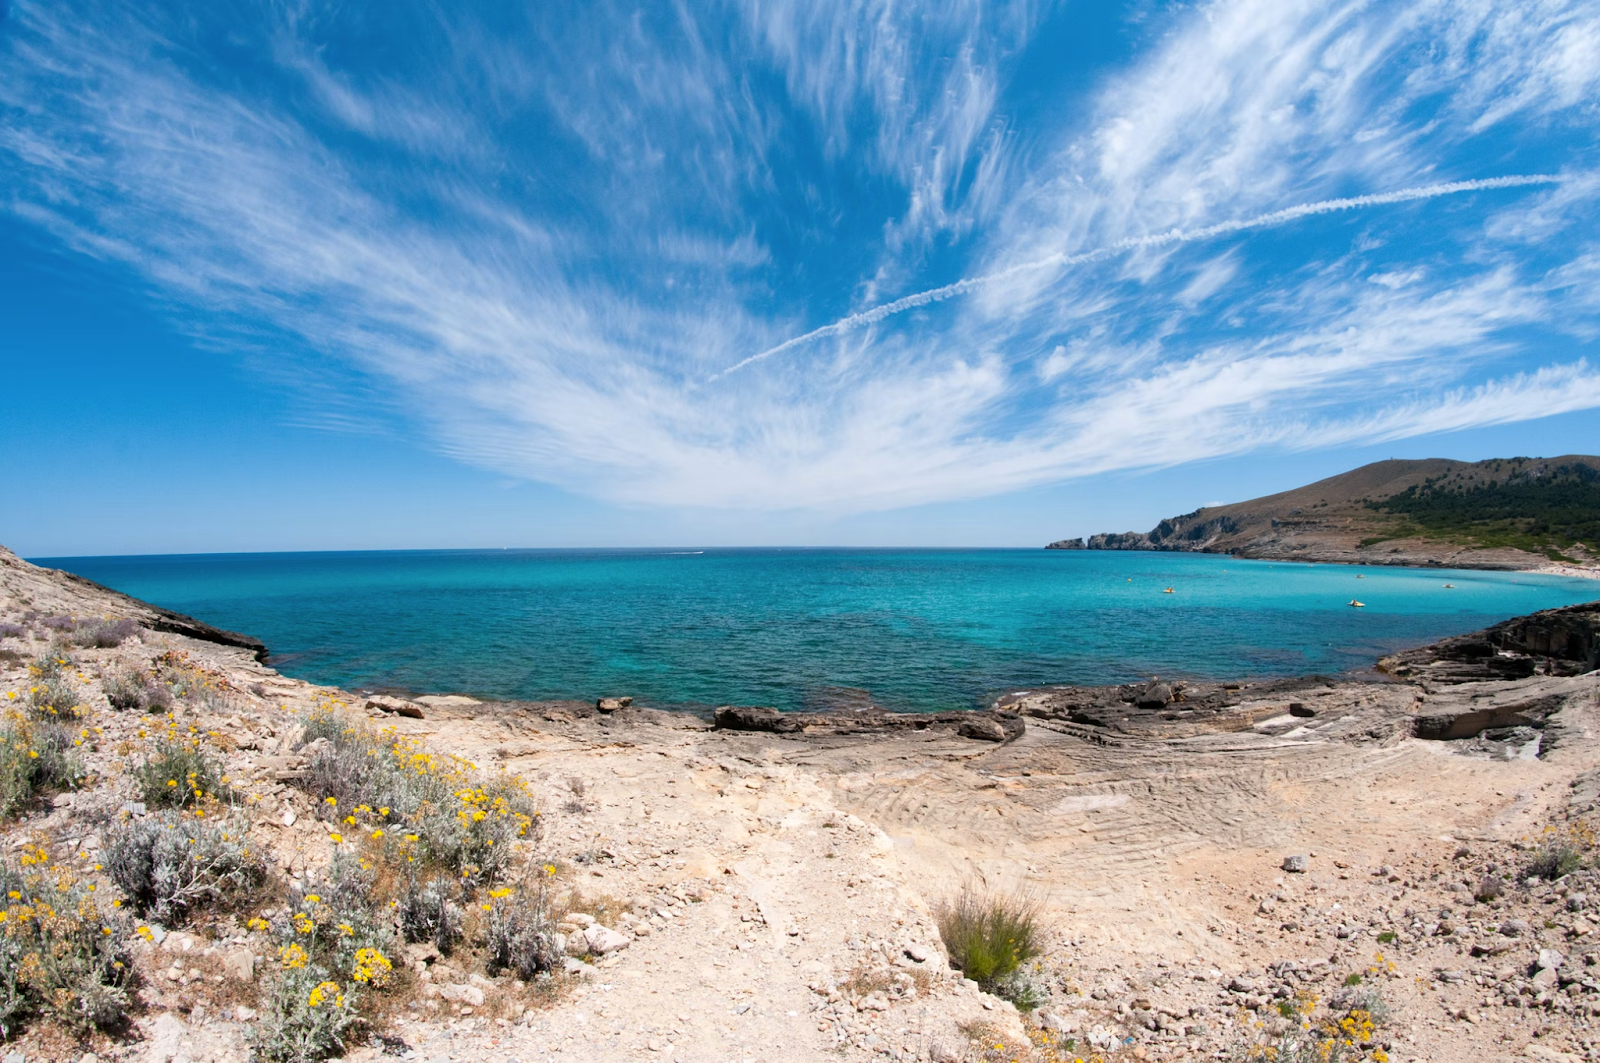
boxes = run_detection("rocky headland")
[1048,456,1600,572]
[3,544,1600,1063]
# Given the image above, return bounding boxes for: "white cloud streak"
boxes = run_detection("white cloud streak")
[1,0,1599,514]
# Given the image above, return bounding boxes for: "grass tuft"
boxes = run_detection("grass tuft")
[935,883,1043,1004]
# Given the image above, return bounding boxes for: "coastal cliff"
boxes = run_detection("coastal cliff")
[1049,454,1600,570]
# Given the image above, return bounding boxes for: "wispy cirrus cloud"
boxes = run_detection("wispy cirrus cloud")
[0,0,1597,513]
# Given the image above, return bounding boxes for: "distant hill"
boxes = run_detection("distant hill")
[1048,455,1600,569]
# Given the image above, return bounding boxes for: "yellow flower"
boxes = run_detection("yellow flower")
[306,979,341,1007]
[306,894,321,903]
[280,943,309,969]
[247,917,270,932]
[330,833,344,843]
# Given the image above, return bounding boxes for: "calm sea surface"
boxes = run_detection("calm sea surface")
[33,549,1599,714]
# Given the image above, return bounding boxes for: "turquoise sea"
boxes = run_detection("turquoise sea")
[33,549,1599,714]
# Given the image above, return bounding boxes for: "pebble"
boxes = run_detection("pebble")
[1281,855,1308,874]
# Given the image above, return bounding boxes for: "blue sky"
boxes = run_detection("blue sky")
[3,0,1599,556]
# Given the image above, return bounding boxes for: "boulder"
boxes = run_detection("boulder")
[584,925,630,955]
[1134,681,1173,709]
[714,705,801,733]
[366,695,425,719]
[438,983,486,1006]
[596,697,633,712]
[957,717,1011,742]
[1282,855,1309,874]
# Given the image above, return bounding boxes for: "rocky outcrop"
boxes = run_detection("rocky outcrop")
[713,704,1024,742]
[0,545,270,661]
[1045,538,1085,550]
[1380,602,1600,683]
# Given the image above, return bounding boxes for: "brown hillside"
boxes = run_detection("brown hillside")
[1049,455,1600,569]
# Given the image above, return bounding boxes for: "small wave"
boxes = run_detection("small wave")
[664,551,704,555]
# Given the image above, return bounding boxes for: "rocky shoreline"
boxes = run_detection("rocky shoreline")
[4,545,1600,1063]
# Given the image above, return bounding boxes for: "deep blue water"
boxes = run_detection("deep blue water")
[31,549,1599,714]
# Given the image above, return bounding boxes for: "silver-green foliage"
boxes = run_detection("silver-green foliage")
[104,809,262,925]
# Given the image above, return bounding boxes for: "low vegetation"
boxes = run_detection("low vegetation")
[0,844,137,1040]
[0,712,83,820]
[131,724,228,809]
[935,883,1044,1008]
[25,654,84,720]
[103,666,174,713]
[1365,460,1600,558]
[104,807,262,925]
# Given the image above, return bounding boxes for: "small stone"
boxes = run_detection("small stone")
[1501,919,1531,937]
[80,1054,98,1063]
[281,809,297,827]
[584,925,630,955]
[234,1005,257,1021]
[1281,855,1308,874]
[567,913,595,927]
[5,1052,25,1063]
[904,944,930,963]
[1539,948,1566,972]
[1533,967,1561,990]
[596,697,633,712]
[223,949,257,982]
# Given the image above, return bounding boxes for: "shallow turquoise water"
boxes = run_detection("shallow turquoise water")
[33,549,1598,713]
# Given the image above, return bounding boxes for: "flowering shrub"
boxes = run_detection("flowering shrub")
[104,808,262,925]
[295,702,539,885]
[251,964,361,1063]
[132,723,227,809]
[0,846,136,1039]
[484,878,564,980]
[26,654,85,720]
[0,712,83,820]
[259,850,393,983]
[1223,983,1392,1063]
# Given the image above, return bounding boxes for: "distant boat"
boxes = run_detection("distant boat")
[1163,587,1174,594]
[1348,599,1365,608]
[1443,583,1455,588]
[1355,574,1365,578]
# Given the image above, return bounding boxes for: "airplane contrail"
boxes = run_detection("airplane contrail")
[707,173,1562,382]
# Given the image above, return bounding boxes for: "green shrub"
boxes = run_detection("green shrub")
[103,667,174,712]
[265,850,393,980]
[484,878,563,980]
[251,965,362,1063]
[293,702,539,887]
[0,714,84,820]
[934,884,1042,995]
[1527,838,1584,881]
[132,731,227,809]
[397,872,463,954]
[26,654,85,720]
[0,846,136,1039]
[104,809,262,925]
[71,619,139,649]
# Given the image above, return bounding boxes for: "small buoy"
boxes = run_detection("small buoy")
[1163,587,1174,594]
[1348,599,1365,608]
